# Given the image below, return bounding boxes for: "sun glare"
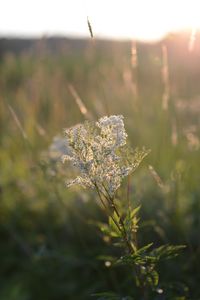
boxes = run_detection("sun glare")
[86,0,200,41]
[0,0,200,40]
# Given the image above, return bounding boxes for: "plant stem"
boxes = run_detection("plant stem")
[110,197,134,254]
[94,183,122,236]
[95,182,149,299]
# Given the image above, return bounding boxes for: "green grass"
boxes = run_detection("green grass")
[0,36,200,299]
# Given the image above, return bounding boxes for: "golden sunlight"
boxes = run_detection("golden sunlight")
[86,0,200,41]
[0,0,200,40]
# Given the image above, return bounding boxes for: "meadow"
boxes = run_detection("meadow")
[0,34,200,299]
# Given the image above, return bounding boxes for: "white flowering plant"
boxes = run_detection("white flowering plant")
[62,115,146,196]
[61,115,185,300]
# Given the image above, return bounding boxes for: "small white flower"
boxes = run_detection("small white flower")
[66,175,94,189]
[96,115,127,148]
[62,115,148,197]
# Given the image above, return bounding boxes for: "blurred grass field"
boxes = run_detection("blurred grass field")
[0,34,200,299]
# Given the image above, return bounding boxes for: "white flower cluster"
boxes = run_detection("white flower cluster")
[62,115,146,197]
[49,135,70,161]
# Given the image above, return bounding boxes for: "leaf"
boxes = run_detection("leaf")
[146,269,159,287]
[130,206,141,219]
[124,205,141,234]
[108,212,122,238]
[137,243,154,254]
[150,245,186,261]
[115,243,154,266]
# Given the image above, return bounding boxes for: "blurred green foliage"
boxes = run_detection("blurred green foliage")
[0,35,200,299]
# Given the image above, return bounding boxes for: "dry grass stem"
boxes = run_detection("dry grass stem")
[7,104,28,140]
[161,44,170,110]
[130,41,139,98]
[68,84,92,119]
[148,165,166,191]
[188,27,197,52]
[87,16,94,39]
[171,121,178,146]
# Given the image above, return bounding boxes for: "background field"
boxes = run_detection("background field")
[0,33,200,299]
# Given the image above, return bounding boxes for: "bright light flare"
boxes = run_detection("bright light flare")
[0,0,200,40]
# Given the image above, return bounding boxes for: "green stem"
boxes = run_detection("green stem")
[95,182,149,298]
[97,183,133,254]
[94,183,122,236]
